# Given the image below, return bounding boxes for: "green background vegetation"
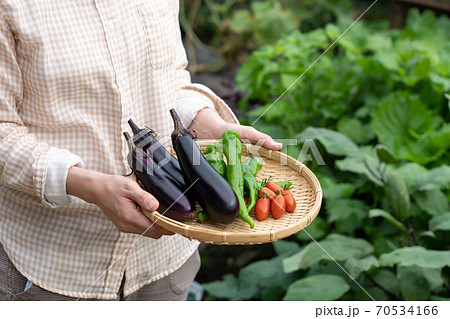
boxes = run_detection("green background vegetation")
[185,0,450,301]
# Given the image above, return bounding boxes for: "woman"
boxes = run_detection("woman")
[0,0,281,300]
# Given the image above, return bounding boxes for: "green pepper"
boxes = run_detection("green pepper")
[222,130,255,229]
[203,141,226,177]
[197,211,210,223]
[242,157,263,213]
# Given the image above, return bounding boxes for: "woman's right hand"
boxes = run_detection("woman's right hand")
[66,166,174,239]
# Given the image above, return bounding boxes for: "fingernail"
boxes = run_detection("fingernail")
[272,140,282,147]
[146,200,157,211]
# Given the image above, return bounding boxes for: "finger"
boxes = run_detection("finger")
[127,180,159,212]
[125,203,174,239]
[236,125,282,151]
[143,223,175,239]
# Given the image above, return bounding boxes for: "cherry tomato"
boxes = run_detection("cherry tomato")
[266,181,283,192]
[258,187,275,200]
[271,194,286,219]
[282,190,296,212]
[244,197,249,205]
[255,198,270,221]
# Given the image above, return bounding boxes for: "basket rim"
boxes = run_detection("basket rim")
[141,140,322,245]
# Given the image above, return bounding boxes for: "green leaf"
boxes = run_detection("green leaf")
[431,296,450,301]
[353,287,390,301]
[369,209,407,232]
[337,118,373,144]
[273,240,300,256]
[318,175,355,200]
[397,266,443,300]
[335,146,384,186]
[366,33,393,51]
[326,198,368,234]
[283,274,350,301]
[429,212,450,231]
[203,274,239,299]
[251,1,299,45]
[297,127,361,158]
[345,256,379,278]
[397,162,428,193]
[371,269,399,296]
[380,247,450,269]
[371,92,439,164]
[429,123,450,149]
[384,170,411,221]
[374,50,400,71]
[237,256,286,300]
[283,234,373,273]
[375,144,397,164]
[415,190,449,216]
[296,217,327,242]
[419,231,436,239]
[417,165,450,191]
[229,10,253,33]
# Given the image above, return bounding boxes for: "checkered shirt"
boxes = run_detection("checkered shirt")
[0,0,238,299]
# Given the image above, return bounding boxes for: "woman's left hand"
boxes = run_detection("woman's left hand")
[188,108,282,151]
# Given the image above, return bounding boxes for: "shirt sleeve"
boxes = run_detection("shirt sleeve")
[172,1,239,128]
[0,14,83,208]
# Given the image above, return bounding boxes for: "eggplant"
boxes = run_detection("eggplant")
[124,132,195,221]
[169,109,239,224]
[128,119,187,189]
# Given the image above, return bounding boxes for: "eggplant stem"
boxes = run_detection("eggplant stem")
[169,108,194,138]
[128,119,141,135]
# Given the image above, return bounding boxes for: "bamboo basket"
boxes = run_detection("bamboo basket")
[141,140,322,245]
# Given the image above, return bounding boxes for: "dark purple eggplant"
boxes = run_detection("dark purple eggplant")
[169,109,239,224]
[124,132,195,221]
[128,119,187,189]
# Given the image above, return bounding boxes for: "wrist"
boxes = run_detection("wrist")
[66,166,105,204]
[189,107,228,139]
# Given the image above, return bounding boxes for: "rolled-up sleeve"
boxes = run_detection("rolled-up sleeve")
[172,1,239,128]
[0,15,83,208]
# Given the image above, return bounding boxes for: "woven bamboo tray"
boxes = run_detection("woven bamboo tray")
[141,140,322,245]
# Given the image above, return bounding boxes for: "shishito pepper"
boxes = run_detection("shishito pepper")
[242,157,263,213]
[222,130,255,229]
[203,141,226,177]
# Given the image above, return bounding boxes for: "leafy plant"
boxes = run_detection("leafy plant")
[201,9,450,301]
[180,0,360,69]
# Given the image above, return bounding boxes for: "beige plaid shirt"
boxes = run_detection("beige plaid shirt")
[0,0,237,299]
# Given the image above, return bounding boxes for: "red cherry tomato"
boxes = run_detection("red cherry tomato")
[271,194,286,219]
[258,187,275,200]
[282,190,296,212]
[266,181,283,192]
[255,198,270,221]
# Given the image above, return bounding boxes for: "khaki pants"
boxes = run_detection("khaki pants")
[0,244,200,301]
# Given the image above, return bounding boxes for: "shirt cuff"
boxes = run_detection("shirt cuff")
[176,94,216,129]
[43,147,84,208]
[177,84,239,125]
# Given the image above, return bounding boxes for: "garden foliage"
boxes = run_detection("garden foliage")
[202,9,450,301]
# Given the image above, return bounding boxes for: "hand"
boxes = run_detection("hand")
[188,108,282,151]
[66,167,174,239]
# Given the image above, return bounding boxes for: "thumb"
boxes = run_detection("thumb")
[129,181,159,212]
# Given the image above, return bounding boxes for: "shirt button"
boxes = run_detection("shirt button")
[107,22,115,31]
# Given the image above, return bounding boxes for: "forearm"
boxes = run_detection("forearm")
[66,166,171,238]
[66,166,105,204]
